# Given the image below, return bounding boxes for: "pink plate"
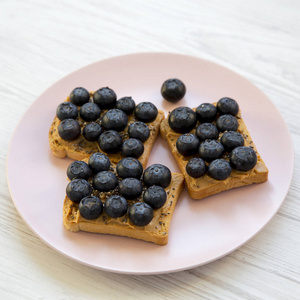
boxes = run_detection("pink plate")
[7,53,294,275]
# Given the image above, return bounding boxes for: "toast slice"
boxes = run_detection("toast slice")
[49,94,165,168]
[63,172,184,245]
[160,106,268,200]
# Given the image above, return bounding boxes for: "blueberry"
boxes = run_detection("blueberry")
[66,178,92,203]
[143,185,167,209]
[196,103,217,123]
[83,122,102,141]
[217,97,239,116]
[196,123,219,141]
[186,157,206,178]
[129,202,154,226]
[128,122,150,142]
[199,140,224,162]
[79,196,103,220]
[121,138,144,158]
[161,78,186,102]
[67,161,91,180]
[208,159,232,180]
[230,146,257,171]
[58,118,81,141]
[143,164,172,188]
[93,171,118,192]
[69,87,90,106]
[176,133,200,156]
[56,102,78,121]
[168,106,197,133]
[216,114,239,132]
[80,102,101,122]
[93,87,117,109]
[98,130,123,154]
[102,109,128,132]
[118,178,143,200]
[134,102,158,123]
[220,131,244,152]
[116,97,136,115]
[88,152,111,173]
[105,195,128,218]
[116,157,143,179]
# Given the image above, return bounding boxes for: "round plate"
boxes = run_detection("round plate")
[7,53,294,275]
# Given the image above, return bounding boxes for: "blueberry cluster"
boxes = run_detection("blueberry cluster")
[66,153,172,226]
[168,98,257,180]
[56,87,158,158]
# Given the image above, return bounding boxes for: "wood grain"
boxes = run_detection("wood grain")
[1,0,299,299]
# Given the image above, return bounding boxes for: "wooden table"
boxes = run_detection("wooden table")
[1,0,299,299]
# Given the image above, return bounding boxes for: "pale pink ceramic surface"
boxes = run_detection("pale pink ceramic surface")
[7,53,294,275]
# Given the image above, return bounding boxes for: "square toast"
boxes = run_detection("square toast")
[49,93,165,168]
[63,170,184,245]
[160,105,268,199]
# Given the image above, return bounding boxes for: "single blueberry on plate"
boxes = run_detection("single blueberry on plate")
[83,122,102,141]
[128,122,150,142]
[56,102,78,121]
[105,195,128,218]
[116,96,136,115]
[116,157,143,179]
[161,78,186,102]
[199,140,224,162]
[79,196,103,220]
[58,118,81,141]
[217,97,239,116]
[69,87,90,106]
[216,114,238,132]
[67,160,91,180]
[134,102,158,123]
[196,123,219,141]
[176,133,200,156]
[102,109,128,132]
[230,146,257,171]
[168,106,197,133]
[220,131,244,152]
[196,103,217,123]
[118,177,143,200]
[143,185,167,209]
[208,159,232,180]
[93,87,117,109]
[66,178,92,203]
[143,164,172,188]
[121,138,144,158]
[93,171,118,192]
[98,130,123,153]
[186,157,206,178]
[80,102,101,122]
[88,152,111,173]
[129,202,154,226]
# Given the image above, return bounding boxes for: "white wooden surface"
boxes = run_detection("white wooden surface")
[1,0,300,299]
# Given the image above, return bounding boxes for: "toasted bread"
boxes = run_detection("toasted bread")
[49,95,164,168]
[63,172,184,245]
[160,106,268,200]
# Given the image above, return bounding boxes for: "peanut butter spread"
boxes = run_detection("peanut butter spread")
[160,106,268,199]
[49,95,164,167]
[63,173,184,242]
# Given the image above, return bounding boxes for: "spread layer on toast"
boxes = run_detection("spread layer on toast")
[63,172,184,245]
[160,107,268,200]
[49,95,164,168]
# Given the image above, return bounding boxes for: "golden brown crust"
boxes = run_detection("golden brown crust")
[160,107,268,200]
[48,96,165,168]
[63,173,184,245]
